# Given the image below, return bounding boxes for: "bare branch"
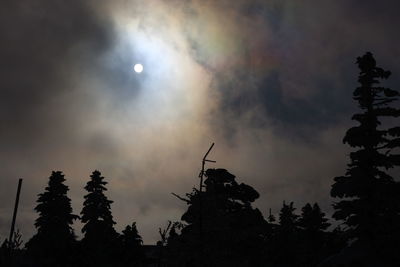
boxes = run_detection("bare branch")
[171,192,190,203]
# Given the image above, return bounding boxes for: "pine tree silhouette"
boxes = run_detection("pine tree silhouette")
[279,201,299,231]
[298,203,331,267]
[25,171,78,266]
[299,203,330,233]
[331,52,400,264]
[119,222,144,265]
[121,222,142,249]
[80,170,118,266]
[266,201,300,266]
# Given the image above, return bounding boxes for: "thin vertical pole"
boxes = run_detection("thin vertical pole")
[9,178,22,246]
[199,143,215,193]
[198,143,215,266]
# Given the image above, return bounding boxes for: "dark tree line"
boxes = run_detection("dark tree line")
[1,52,399,267]
[162,52,400,267]
[164,170,344,267]
[15,170,142,267]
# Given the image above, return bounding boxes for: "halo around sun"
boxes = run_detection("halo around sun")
[134,63,143,73]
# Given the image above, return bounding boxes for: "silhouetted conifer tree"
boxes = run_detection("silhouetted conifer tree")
[169,168,269,267]
[279,201,299,231]
[299,203,330,232]
[80,170,118,266]
[297,203,331,266]
[25,171,78,266]
[266,201,300,266]
[121,222,142,248]
[331,52,400,264]
[119,222,144,265]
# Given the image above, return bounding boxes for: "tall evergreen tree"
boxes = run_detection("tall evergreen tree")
[25,171,78,266]
[80,170,118,265]
[331,52,400,263]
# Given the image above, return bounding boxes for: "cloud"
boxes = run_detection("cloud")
[0,0,115,241]
[180,0,400,134]
[1,0,399,244]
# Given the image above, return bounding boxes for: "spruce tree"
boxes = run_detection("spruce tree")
[331,52,400,261]
[121,222,142,248]
[120,222,143,265]
[25,171,78,265]
[267,201,300,266]
[80,170,118,264]
[299,203,330,233]
[278,201,299,231]
[298,203,331,266]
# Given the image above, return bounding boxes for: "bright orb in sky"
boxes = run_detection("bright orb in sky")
[134,63,143,73]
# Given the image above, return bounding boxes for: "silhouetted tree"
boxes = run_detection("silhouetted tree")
[80,170,118,266]
[25,171,78,266]
[299,203,330,232]
[267,208,276,223]
[1,229,23,251]
[168,168,269,267]
[279,201,299,231]
[265,208,277,242]
[331,52,400,265]
[1,229,25,267]
[121,222,142,248]
[159,221,183,266]
[266,201,300,266]
[298,203,331,266]
[119,222,144,265]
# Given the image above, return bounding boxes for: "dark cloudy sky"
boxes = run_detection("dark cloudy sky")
[1,0,400,244]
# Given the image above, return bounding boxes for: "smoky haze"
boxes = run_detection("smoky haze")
[1,0,399,243]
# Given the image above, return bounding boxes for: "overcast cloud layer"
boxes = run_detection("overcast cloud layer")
[1,0,400,243]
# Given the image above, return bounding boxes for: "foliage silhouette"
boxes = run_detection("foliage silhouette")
[25,171,78,266]
[267,208,276,223]
[330,52,400,266]
[299,203,330,232]
[167,168,270,267]
[119,222,144,266]
[80,170,119,266]
[265,201,301,266]
[1,229,23,250]
[298,203,331,266]
[279,201,299,231]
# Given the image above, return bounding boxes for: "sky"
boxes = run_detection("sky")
[1,0,400,244]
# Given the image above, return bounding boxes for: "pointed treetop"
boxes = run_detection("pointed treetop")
[279,201,298,229]
[299,203,330,232]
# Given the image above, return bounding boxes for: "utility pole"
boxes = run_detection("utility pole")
[9,178,23,247]
[198,143,216,266]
